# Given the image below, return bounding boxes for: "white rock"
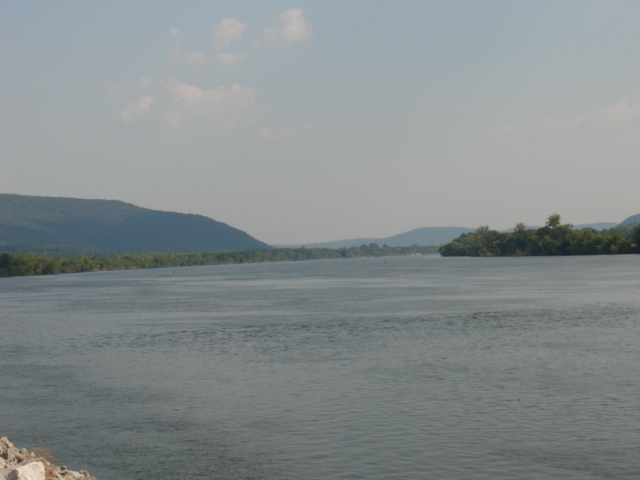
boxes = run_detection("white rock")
[7,462,45,480]
[5,447,18,462]
[61,472,79,480]
[0,437,14,449]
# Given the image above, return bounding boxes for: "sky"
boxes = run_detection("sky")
[2,1,640,245]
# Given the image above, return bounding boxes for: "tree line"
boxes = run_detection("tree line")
[0,244,438,278]
[439,214,640,257]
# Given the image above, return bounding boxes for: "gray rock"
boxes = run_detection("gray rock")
[7,462,45,480]
[1,468,14,480]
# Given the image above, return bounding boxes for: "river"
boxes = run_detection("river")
[1,255,639,479]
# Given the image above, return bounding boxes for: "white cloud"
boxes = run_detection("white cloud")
[597,99,640,128]
[213,18,248,65]
[119,95,155,122]
[257,123,321,142]
[537,99,640,133]
[216,52,246,65]
[186,51,209,64]
[259,8,312,49]
[165,82,256,132]
[118,77,257,134]
[168,27,181,63]
[214,18,248,49]
[137,76,154,91]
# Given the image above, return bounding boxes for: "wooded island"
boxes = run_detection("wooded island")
[439,214,640,257]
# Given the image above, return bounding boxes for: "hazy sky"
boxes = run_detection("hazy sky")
[2,1,640,244]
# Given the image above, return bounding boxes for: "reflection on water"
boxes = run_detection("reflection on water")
[1,255,639,479]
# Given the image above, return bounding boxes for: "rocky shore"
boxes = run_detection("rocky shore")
[0,438,96,480]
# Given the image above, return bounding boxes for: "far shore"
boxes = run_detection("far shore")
[0,245,439,278]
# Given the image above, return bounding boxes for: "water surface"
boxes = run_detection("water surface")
[1,255,639,479]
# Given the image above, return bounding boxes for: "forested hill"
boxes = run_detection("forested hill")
[0,194,271,255]
[619,213,640,227]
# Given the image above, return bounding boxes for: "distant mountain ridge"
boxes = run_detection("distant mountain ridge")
[500,223,619,232]
[0,194,271,255]
[3,194,630,255]
[278,227,475,249]
[619,214,640,227]
[575,222,619,230]
[278,222,622,249]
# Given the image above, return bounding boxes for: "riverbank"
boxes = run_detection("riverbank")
[0,245,438,278]
[0,437,96,480]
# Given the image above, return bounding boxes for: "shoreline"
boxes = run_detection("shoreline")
[0,437,96,480]
[0,245,439,278]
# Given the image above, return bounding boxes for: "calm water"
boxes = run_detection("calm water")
[1,255,639,479]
